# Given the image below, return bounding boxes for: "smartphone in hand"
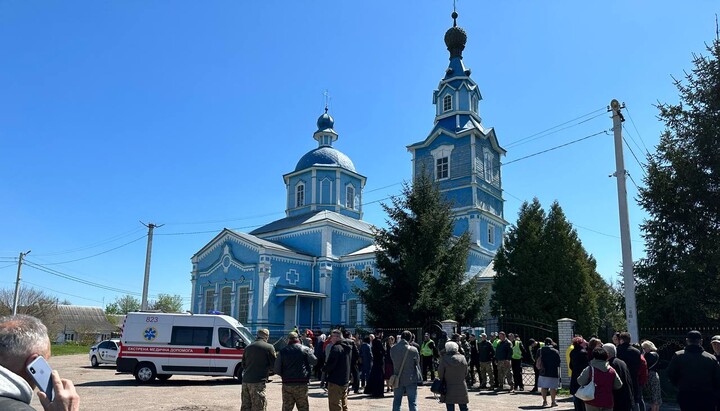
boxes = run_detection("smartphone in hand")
[26,356,54,402]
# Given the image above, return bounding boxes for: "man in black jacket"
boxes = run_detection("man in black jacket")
[324,329,351,411]
[667,330,720,411]
[477,333,495,389]
[616,332,643,411]
[604,343,635,411]
[467,333,480,388]
[273,331,317,411]
[343,330,361,394]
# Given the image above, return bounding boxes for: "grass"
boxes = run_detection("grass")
[51,344,92,356]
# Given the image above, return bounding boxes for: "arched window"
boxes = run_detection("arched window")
[204,289,215,313]
[348,299,358,326]
[237,286,249,324]
[220,286,232,315]
[443,94,453,112]
[346,185,355,209]
[296,183,305,207]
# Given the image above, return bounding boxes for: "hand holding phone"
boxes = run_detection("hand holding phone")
[27,356,54,402]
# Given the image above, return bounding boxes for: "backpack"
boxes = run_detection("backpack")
[638,352,649,386]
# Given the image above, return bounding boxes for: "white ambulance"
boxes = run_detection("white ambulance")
[116,312,254,383]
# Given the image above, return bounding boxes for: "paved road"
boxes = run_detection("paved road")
[30,354,677,410]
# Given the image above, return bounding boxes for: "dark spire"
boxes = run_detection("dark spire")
[444,10,467,59]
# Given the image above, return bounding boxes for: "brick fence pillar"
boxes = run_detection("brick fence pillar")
[557,318,576,388]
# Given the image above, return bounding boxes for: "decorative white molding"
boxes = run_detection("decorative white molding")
[286,269,300,285]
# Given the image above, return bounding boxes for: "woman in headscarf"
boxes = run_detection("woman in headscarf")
[438,341,469,411]
[641,340,661,411]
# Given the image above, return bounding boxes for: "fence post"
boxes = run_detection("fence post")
[557,318,576,388]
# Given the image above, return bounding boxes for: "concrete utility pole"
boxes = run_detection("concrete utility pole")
[12,250,31,315]
[140,222,163,311]
[609,99,639,342]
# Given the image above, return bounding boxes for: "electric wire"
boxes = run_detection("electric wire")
[40,235,147,265]
[31,227,146,257]
[624,106,651,155]
[504,107,606,148]
[22,280,104,304]
[622,124,649,166]
[622,136,647,177]
[0,263,15,270]
[503,130,609,166]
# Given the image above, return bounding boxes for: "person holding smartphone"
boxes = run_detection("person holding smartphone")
[0,314,80,411]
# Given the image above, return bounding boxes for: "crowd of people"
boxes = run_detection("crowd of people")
[2,313,720,411]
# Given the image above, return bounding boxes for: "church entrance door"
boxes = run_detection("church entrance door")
[284,297,297,332]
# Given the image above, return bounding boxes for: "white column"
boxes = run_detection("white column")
[319,262,333,327]
[557,318,576,388]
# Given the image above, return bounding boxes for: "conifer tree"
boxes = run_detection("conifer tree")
[491,198,546,318]
[357,172,485,327]
[492,199,612,336]
[635,39,720,327]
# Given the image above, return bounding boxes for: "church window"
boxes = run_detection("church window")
[488,224,496,245]
[204,289,215,313]
[436,157,449,180]
[346,185,355,209]
[364,266,373,277]
[220,286,231,315]
[471,95,478,113]
[443,94,452,112]
[484,150,495,185]
[348,299,358,326]
[237,286,249,324]
[296,183,305,207]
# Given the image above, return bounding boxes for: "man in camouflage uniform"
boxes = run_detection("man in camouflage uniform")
[241,328,276,411]
[274,331,317,411]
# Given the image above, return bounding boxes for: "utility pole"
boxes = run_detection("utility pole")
[140,222,163,311]
[12,250,31,315]
[609,99,639,342]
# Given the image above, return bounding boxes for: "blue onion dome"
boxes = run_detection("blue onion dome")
[444,11,467,59]
[295,146,356,172]
[317,110,335,131]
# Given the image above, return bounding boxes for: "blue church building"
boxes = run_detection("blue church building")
[190,11,507,335]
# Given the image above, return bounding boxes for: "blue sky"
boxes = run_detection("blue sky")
[1,1,717,310]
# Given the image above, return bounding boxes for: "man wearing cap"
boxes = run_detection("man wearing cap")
[419,333,437,383]
[241,329,277,411]
[666,330,720,411]
[710,335,720,362]
[324,329,352,411]
[274,331,317,411]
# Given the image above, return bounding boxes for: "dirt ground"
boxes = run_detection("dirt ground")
[29,354,676,411]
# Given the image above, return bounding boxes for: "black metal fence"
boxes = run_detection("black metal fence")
[640,327,720,403]
[484,315,558,343]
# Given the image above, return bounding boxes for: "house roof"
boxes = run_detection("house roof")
[250,210,374,236]
[56,305,118,333]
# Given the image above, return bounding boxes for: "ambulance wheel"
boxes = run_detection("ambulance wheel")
[157,374,172,381]
[90,356,99,368]
[134,363,156,383]
[235,366,243,384]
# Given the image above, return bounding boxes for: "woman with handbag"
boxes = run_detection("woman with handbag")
[576,347,623,411]
[437,341,469,411]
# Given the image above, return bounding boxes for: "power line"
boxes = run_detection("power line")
[503,130,609,166]
[22,280,105,304]
[504,107,606,148]
[31,227,146,257]
[0,263,15,270]
[622,136,647,176]
[624,106,651,156]
[622,124,648,165]
[40,235,147,265]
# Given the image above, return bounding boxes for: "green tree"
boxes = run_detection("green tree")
[492,199,616,337]
[149,294,184,313]
[357,172,485,327]
[491,198,546,318]
[635,39,720,327]
[105,295,140,315]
